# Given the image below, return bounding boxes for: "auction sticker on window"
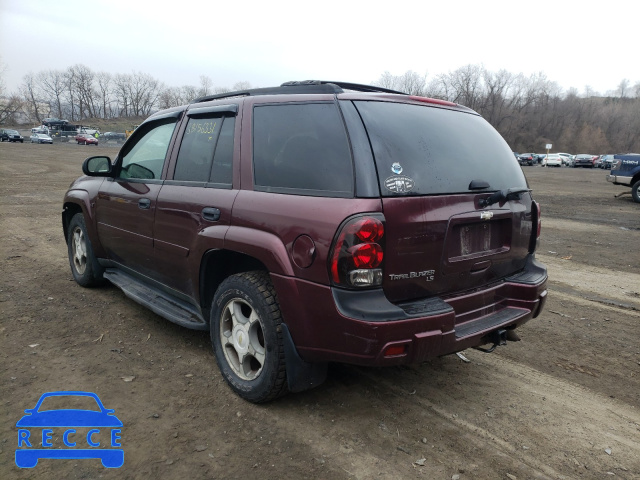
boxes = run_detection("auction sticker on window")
[384,175,415,193]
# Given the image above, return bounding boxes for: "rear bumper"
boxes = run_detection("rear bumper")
[607,174,632,186]
[273,255,547,366]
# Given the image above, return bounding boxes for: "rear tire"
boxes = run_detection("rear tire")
[632,180,640,204]
[67,213,104,287]
[210,271,288,403]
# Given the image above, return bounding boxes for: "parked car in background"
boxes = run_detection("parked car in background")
[102,132,126,141]
[600,155,615,169]
[594,156,603,168]
[30,133,53,144]
[62,80,547,402]
[534,154,546,164]
[557,153,574,166]
[0,128,24,142]
[574,154,596,168]
[518,153,535,166]
[542,154,563,167]
[76,133,99,145]
[607,153,640,203]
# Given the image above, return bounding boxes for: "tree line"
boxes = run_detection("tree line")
[1,63,639,153]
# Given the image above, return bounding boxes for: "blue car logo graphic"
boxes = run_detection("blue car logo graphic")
[15,391,123,468]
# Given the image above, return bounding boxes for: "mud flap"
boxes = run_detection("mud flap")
[282,324,327,393]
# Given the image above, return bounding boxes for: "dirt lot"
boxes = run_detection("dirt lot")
[1,143,639,479]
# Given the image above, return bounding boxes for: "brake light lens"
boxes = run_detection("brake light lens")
[536,201,542,239]
[350,243,383,268]
[330,214,385,288]
[529,201,541,253]
[409,95,457,107]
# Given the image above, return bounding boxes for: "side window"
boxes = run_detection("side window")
[120,120,177,180]
[173,116,234,185]
[211,117,234,185]
[252,103,353,196]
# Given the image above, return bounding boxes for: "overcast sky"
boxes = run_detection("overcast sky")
[1,0,638,96]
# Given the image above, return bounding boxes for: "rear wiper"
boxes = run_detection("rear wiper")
[479,187,531,208]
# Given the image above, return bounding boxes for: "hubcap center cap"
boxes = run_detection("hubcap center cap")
[232,324,249,353]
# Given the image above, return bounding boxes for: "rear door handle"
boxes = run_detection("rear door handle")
[202,207,221,222]
[138,198,151,209]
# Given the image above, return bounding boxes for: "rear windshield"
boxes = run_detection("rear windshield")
[353,101,527,196]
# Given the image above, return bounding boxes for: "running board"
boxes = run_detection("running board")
[455,307,526,339]
[103,269,208,330]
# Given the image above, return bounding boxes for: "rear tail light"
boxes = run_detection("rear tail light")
[529,201,541,253]
[536,202,542,239]
[329,214,385,288]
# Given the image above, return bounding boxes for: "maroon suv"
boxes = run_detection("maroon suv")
[62,81,547,402]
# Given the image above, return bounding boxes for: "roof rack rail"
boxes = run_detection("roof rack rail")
[191,80,406,104]
[283,81,407,95]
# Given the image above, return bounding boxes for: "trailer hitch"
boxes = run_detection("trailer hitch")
[474,329,507,353]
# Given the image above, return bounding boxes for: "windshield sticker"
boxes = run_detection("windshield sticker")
[384,175,415,193]
[391,162,403,174]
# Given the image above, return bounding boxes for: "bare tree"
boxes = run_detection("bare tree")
[158,86,183,109]
[0,94,24,125]
[0,58,24,125]
[37,70,66,119]
[374,71,399,91]
[616,79,630,98]
[372,70,426,95]
[397,71,427,95]
[181,85,198,103]
[68,64,98,119]
[20,72,44,123]
[232,81,252,91]
[113,73,132,117]
[198,75,213,97]
[128,72,160,116]
[96,71,113,119]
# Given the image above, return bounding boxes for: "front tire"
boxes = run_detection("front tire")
[67,213,104,287]
[632,180,640,203]
[211,271,288,403]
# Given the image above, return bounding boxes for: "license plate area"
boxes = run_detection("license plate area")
[461,223,491,256]
[448,219,511,262]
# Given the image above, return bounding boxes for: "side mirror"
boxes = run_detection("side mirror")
[82,156,113,176]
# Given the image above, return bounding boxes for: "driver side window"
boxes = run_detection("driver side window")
[120,121,177,180]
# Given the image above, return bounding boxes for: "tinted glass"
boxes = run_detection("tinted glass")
[354,101,527,196]
[174,117,221,182]
[253,103,353,195]
[211,117,234,184]
[121,121,177,180]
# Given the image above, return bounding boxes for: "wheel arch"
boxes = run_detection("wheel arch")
[62,191,104,257]
[199,249,269,319]
[62,201,84,244]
